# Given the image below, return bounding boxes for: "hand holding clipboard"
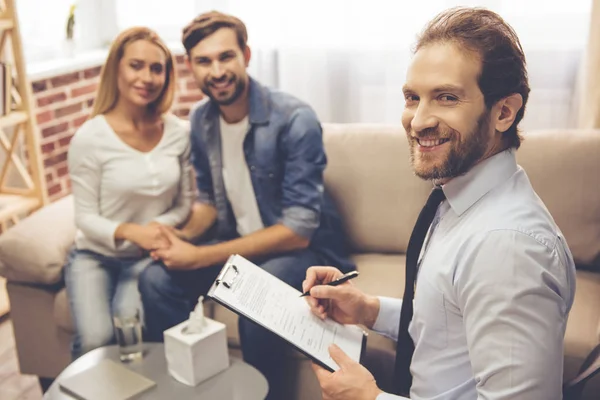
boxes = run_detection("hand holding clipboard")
[207,255,366,372]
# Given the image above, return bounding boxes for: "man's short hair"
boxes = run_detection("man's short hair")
[182,10,248,54]
[416,7,530,149]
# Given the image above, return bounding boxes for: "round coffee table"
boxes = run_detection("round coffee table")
[43,343,268,399]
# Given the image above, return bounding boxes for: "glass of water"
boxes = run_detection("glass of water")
[113,309,143,362]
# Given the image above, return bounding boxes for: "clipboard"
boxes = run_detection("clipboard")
[207,254,367,372]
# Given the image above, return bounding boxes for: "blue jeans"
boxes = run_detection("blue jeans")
[64,248,152,359]
[138,249,344,399]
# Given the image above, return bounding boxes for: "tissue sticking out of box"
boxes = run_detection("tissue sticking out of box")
[184,295,207,334]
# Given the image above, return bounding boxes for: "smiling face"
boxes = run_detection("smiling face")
[187,27,250,106]
[402,42,501,183]
[116,39,167,108]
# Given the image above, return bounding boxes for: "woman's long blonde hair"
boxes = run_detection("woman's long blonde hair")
[91,27,176,118]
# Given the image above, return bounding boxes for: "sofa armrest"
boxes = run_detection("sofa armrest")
[0,196,76,285]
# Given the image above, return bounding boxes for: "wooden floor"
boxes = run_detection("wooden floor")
[0,316,43,400]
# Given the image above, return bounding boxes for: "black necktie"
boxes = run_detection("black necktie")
[393,187,446,396]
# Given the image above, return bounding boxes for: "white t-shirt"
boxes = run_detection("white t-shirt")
[219,116,264,236]
[68,113,194,257]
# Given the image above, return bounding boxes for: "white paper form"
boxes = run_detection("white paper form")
[208,254,365,371]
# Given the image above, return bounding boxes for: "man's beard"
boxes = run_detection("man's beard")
[409,110,492,181]
[201,74,246,106]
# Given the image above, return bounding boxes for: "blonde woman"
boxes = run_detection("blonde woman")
[65,27,194,358]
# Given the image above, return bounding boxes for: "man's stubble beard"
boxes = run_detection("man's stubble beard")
[201,75,246,106]
[409,109,492,181]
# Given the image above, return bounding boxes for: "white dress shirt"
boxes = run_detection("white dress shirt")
[219,115,265,236]
[68,114,194,258]
[374,150,576,399]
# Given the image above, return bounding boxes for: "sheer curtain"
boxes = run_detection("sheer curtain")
[212,0,592,129]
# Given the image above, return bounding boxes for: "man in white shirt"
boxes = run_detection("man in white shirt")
[138,11,354,399]
[302,7,576,400]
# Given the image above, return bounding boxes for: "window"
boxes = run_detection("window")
[114,0,224,46]
[17,0,76,63]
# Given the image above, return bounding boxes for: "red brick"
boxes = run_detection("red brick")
[174,108,190,118]
[55,103,82,118]
[71,83,98,98]
[47,183,62,196]
[43,151,68,168]
[50,72,80,88]
[32,80,48,93]
[57,164,69,177]
[178,94,204,103]
[73,115,89,128]
[83,66,102,79]
[36,110,53,125]
[176,68,192,78]
[58,135,73,147]
[41,142,55,153]
[175,55,186,64]
[186,80,199,91]
[37,92,67,107]
[41,122,69,138]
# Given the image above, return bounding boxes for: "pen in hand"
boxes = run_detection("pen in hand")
[299,271,360,297]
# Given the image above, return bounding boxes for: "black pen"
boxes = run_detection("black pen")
[299,271,360,297]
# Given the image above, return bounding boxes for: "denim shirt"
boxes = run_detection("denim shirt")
[189,77,354,271]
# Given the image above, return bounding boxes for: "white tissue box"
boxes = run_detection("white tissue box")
[164,317,229,386]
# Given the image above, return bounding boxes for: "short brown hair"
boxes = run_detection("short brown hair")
[416,7,530,149]
[182,11,248,54]
[91,27,176,118]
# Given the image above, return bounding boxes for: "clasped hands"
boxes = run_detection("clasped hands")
[303,266,384,400]
[125,221,201,270]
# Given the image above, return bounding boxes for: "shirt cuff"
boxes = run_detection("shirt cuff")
[197,190,215,206]
[372,296,403,342]
[280,205,319,239]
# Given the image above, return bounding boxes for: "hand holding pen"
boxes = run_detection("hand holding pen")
[300,270,360,297]
[302,267,379,328]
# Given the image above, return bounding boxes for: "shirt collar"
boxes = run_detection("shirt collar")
[441,149,518,216]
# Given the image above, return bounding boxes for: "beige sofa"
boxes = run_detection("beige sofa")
[1,124,599,399]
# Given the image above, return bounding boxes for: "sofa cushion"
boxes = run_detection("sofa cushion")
[352,253,406,299]
[517,130,600,270]
[322,124,431,254]
[54,288,74,332]
[0,195,76,285]
[564,270,600,359]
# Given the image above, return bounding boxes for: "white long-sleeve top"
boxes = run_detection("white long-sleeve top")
[68,113,194,258]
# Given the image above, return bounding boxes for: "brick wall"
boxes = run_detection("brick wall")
[31,54,204,202]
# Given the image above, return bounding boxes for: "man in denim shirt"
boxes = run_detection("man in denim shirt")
[138,11,354,398]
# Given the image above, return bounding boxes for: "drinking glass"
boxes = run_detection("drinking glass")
[113,309,143,362]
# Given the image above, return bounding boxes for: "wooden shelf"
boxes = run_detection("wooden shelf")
[0,0,47,232]
[0,194,40,223]
[0,18,13,31]
[0,111,27,129]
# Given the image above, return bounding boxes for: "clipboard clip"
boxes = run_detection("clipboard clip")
[215,263,239,289]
